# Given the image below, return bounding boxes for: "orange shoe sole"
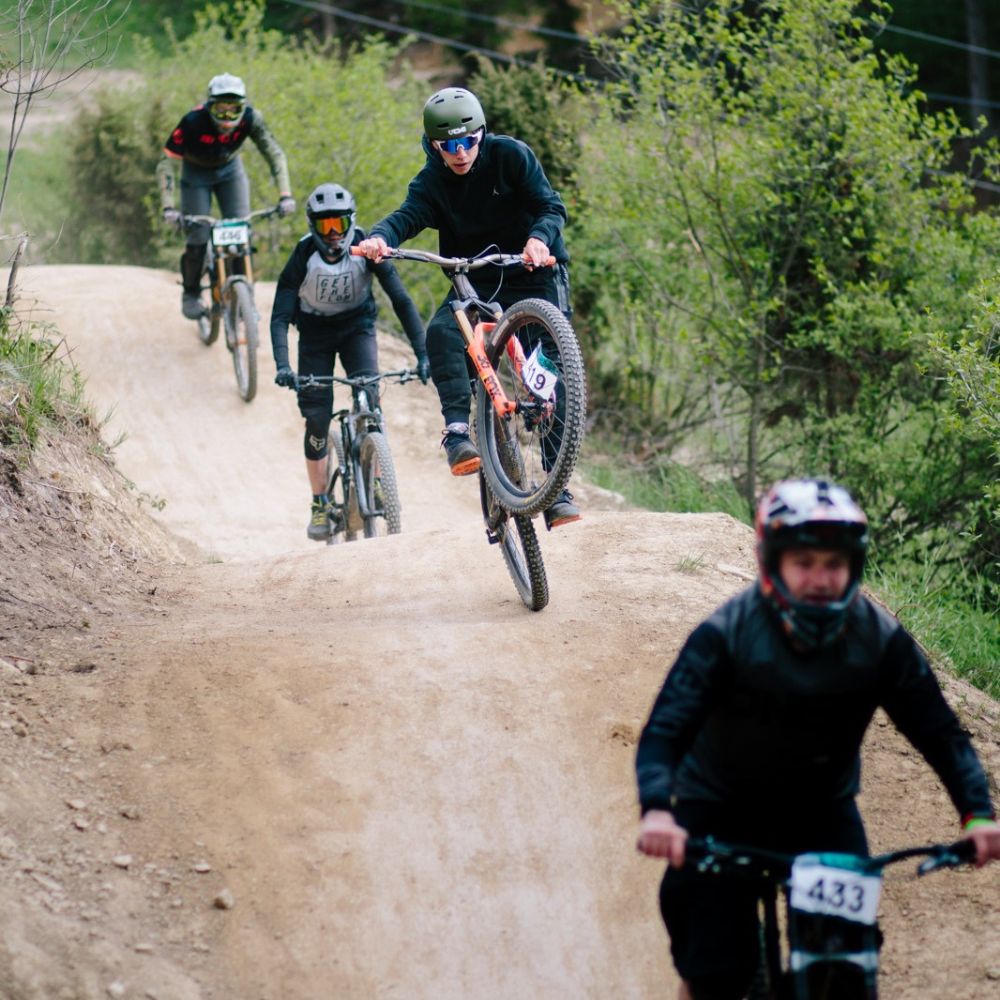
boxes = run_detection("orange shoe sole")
[546,512,582,529]
[450,457,482,476]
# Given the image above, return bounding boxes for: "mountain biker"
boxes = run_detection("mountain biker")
[270,183,430,541]
[634,478,1000,1000]
[157,73,296,321]
[355,86,581,531]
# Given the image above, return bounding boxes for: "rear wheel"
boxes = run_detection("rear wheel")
[476,298,586,516]
[325,432,356,543]
[359,432,401,537]
[227,279,258,402]
[479,474,548,611]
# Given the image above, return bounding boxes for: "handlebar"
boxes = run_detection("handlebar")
[182,206,279,227]
[685,835,976,879]
[350,246,557,270]
[288,369,419,391]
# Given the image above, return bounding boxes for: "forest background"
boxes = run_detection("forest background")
[3,0,999,695]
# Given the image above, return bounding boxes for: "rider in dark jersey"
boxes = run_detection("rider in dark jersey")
[635,478,1000,1000]
[270,183,429,541]
[355,87,581,531]
[157,73,295,320]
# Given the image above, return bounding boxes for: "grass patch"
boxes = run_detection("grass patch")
[0,312,86,450]
[867,563,1000,699]
[583,452,748,521]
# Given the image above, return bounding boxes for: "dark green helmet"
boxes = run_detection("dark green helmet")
[423,87,486,142]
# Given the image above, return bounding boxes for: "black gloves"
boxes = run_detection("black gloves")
[274,365,296,388]
[416,353,431,385]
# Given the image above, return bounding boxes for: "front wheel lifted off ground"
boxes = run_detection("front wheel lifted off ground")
[476,298,586,516]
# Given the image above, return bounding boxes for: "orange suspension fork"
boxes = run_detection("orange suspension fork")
[453,309,517,417]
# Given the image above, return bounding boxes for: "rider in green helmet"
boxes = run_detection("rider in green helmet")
[357,86,582,531]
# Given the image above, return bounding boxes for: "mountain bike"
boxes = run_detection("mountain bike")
[182,206,277,402]
[351,246,587,612]
[289,369,418,542]
[684,834,976,999]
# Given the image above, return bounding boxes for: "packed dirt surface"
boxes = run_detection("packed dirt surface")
[1,265,998,1000]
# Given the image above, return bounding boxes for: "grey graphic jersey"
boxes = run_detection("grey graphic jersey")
[298,249,374,317]
[269,231,426,370]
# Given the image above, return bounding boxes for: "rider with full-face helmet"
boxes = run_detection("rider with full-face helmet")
[355,87,581,531]
[270,183,429,541]
[157,73,296,320]
[634,478,999,1000]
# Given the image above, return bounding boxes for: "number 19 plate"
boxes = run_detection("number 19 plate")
[789,858,882,925]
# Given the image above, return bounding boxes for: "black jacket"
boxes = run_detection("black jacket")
[370,134,568,267]
[636,585,995,823]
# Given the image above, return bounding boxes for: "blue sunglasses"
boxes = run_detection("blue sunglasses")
[434,130,483,155]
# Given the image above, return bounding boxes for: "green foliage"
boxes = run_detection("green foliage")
[573,0,1000,609]
[0,310,86,450]
[468,59,584,200]
[867,559,1000,699]
[71,88,168,264]
[583,451,747,521]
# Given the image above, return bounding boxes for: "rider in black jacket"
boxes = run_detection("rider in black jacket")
[635,478,999,1000]
[356,87,581,531]
[271,183,428,541]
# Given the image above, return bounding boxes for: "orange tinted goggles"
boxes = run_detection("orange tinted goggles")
[313,214,352,236]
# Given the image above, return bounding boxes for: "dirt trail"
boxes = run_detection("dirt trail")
[2,265,998,1000]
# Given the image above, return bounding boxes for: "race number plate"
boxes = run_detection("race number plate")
[789,858,882,925]
[521,344,558,401]
[213,222,249,246]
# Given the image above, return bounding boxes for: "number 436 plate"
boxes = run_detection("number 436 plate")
[789,857,882,925]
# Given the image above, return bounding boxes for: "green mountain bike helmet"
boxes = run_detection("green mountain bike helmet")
[423,87,486,142]
[206,73,247,131]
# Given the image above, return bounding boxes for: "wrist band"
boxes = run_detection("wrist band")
[962,817,996,832]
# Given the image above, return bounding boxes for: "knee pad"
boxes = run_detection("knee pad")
[304,424,329,461]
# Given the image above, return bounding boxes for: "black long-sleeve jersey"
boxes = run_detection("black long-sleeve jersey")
[270,229,426,370]
[636,585,995,824]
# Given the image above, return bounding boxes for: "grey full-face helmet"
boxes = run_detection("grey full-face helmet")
[306,183,357,262]
[206,73,247,130]
[422,87,486,143]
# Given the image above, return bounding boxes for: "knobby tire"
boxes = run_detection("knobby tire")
[325,432,356,543]
[476,298,586,516]
[359,432,402,537]
[228,279,258,402]
[479,474,548,611]
[197,302,222,346]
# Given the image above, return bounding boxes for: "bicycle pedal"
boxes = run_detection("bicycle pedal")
[484,527,502,546]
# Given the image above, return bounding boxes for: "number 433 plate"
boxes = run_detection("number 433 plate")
[789,857,882,925]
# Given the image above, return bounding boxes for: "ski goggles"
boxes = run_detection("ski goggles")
[210,101,245,122]
[313,213,353,237]
[433,129,483,155]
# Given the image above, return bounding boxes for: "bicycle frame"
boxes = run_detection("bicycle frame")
[350,247,553,424]
[293,370,415,538]
[184,207,275,305]
[685,835,976,1000]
